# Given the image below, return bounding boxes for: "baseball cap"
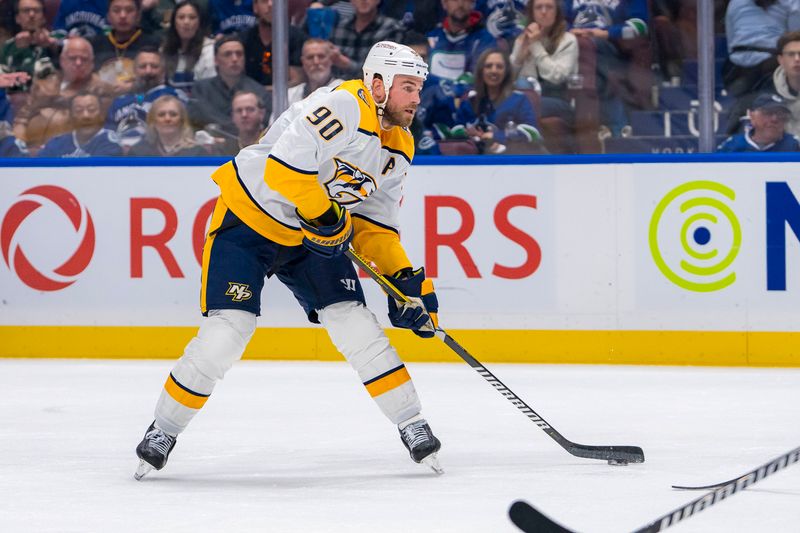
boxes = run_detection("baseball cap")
[751,93,791,113]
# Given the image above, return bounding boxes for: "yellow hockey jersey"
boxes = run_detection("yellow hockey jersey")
[211,79,416,276]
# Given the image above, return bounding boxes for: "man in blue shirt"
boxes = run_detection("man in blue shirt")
[105,47,186,147]
[426,0,497,82]
[39,92,122,157]
[52,0,109,39]
[210,0,256,35]
[718,93,800,152]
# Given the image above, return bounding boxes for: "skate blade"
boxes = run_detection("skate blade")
[422,453,444,475]
[134,459,154,481]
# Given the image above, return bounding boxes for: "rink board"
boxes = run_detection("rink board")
[1,154,800,365]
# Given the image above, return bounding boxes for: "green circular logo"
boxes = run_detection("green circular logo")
[649,181,741,292]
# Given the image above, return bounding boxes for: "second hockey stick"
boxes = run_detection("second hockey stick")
[508,444,800,533]
[671,474,746,491]
[345,248,645,465]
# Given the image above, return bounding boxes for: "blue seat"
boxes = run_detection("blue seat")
[630,111,667,136]
[630,110,727,137]
[669,111,691,136]
[681,59,725,88]
[659,86,695,110]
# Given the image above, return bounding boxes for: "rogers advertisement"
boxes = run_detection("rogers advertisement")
[0,163,553,329]
[3,160,800,335]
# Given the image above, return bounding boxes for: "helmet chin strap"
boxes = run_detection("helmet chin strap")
[371,82,392,130]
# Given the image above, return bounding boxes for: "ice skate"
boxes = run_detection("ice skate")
[134,421,177,480]
[399,417,443,474]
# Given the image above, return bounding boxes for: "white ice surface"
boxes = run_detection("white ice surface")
[1,360,798,533]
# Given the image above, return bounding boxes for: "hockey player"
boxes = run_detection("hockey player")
[134,41,443,479]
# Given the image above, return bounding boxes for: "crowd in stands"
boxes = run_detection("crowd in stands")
[0,0,799,158]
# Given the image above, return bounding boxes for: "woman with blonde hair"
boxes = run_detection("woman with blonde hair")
[129,95,208,156]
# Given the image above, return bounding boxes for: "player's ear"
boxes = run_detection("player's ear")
[371,76,385,101]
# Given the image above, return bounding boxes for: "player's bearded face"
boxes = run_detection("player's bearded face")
[382,76,422,128]
[383,98,416,127]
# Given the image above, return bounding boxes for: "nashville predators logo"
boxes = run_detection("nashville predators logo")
[225,282,253,302]
[324,158,377,205]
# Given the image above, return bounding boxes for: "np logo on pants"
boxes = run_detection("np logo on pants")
[226,282,253,301]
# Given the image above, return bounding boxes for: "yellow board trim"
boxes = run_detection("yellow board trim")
[1,327,799,367]
[164,374,209,409]
[364,366,411,397]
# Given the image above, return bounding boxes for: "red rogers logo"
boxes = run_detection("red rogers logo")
[1,185,95,291]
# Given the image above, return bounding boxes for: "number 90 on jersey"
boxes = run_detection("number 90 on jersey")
[306,106,344,141]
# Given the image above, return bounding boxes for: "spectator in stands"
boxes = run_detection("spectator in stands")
[12,67,72,151]
[129,94,206,156]
[0,70,29,119]
[379,0,441,40]
[92,0,161,93]
[105,46,185,147]
[58,37,116,103]
[427,0,497,82]
[329,0,405,79]
[477,0,524,45]
[287,0,313,26]
[0,3,16,43]
[189,35,270,134]
[722,0,800,134]
[243,0,306,87]
[417,75,469,140]
[0,131,27,155]
[718,92,800,152]
[305,2,339,40]
[723,0,800,98]
[455,48,542,154]
[510,0,577,124]
[38,91,122,156]
[53,0,109,39]
[316,0,355,20]
[269,38,343,123]
[565,0,652,136]
[162,0,216,94]
[217,90,267,154]
[296,38,343,96]
[0,0,58,83]
[650,0,694,83]
[13,36,117,150]
[210,0,256,35]
[0,71,30,156]
[768,31,800,137]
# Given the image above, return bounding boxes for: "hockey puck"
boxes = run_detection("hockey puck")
[608,458,629,466]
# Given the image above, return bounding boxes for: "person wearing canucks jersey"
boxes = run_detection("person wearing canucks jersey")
[134,41,444,479]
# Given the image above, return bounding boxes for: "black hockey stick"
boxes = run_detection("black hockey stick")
[345,248,644,465]
[509,444,800,533]
[671,474,745,491]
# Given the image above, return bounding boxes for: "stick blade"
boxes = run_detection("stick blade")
[509,501,576,533]
[566,444,645,464]
[671,475,741,490]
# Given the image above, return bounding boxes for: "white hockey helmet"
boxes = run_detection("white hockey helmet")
[362,41,428,106]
